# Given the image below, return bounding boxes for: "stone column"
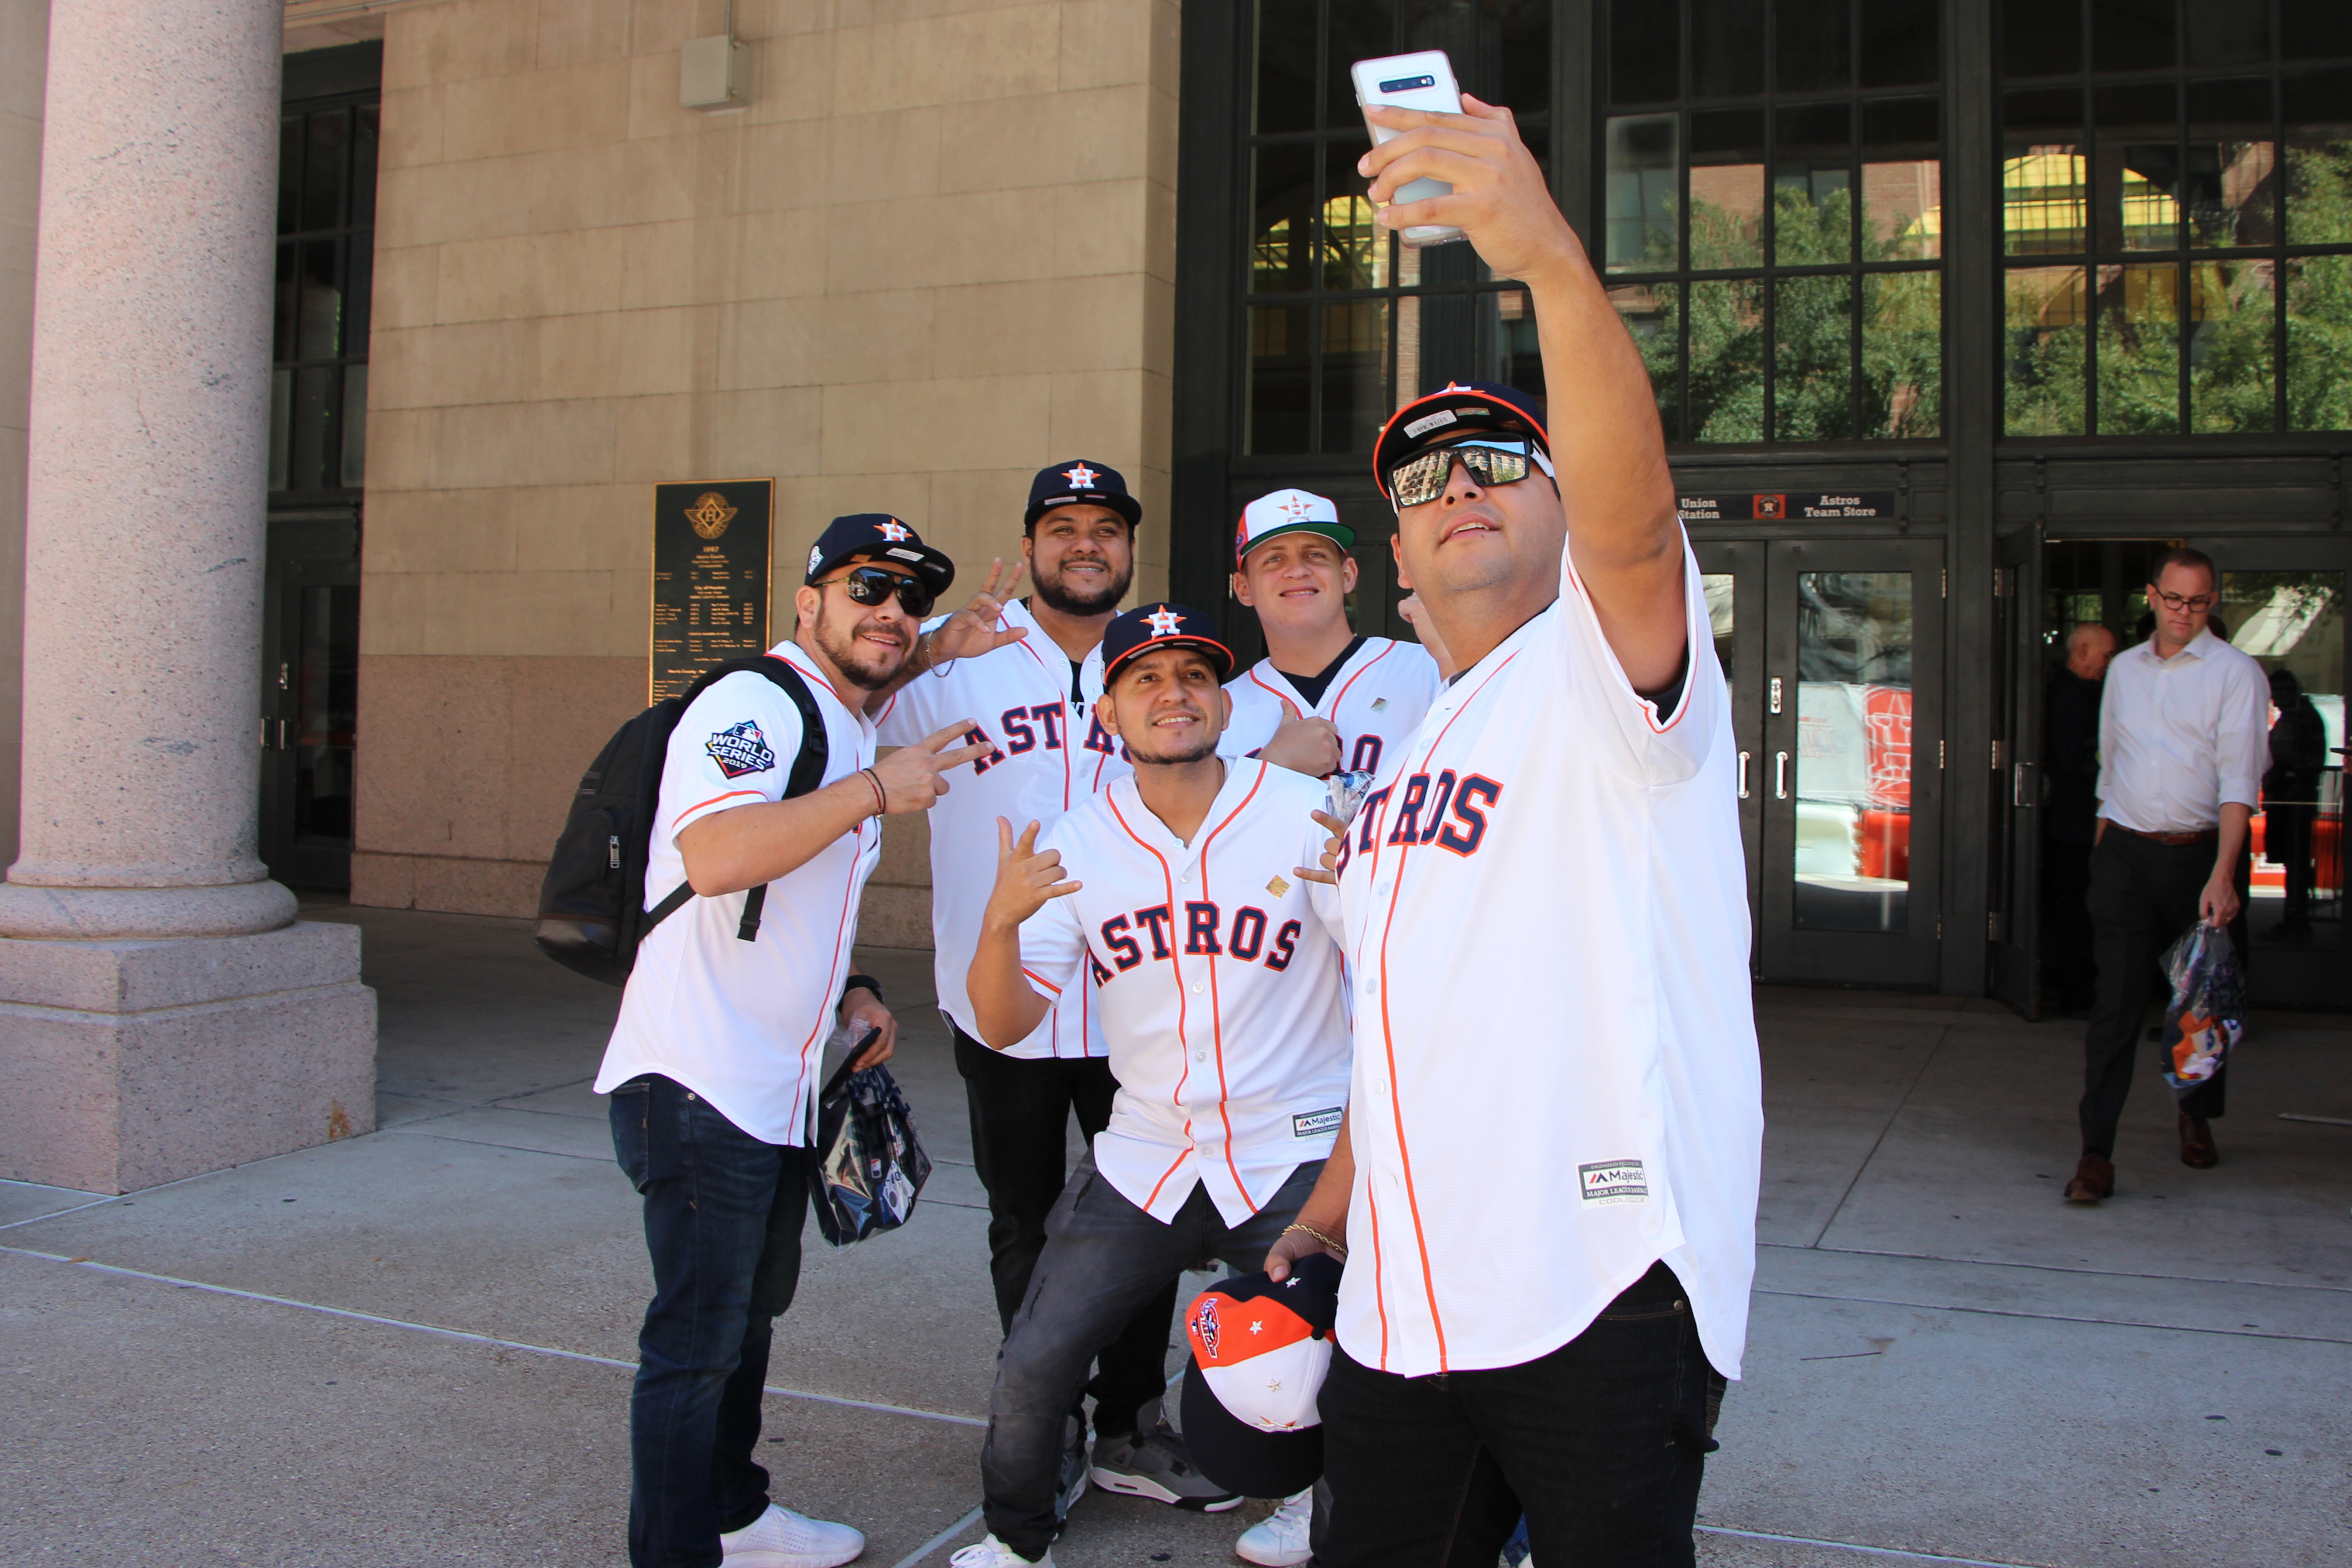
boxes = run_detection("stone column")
[0,0,374,1194]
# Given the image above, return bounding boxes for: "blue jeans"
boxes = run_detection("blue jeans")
[610,1074,811,1568]
[980,1156,1322,1560]
[1316,1262,1725,1568]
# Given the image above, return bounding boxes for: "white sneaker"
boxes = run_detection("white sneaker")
[1234,1489,1313,1567]
[720,1503,865,1568]
[950,1534,1053,1568]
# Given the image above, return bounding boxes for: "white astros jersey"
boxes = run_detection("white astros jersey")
[1333,534,1761,1382]
[1219,637,1444,779]
[875,598,1128,1060]
[1019,760,1352,1225]
[596,642,882,1147]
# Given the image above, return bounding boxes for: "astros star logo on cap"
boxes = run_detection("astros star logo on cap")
[877,519,911,541]
[1144,607,1185,637]
[1278,495,1313,520]
[1063,462,1100,490]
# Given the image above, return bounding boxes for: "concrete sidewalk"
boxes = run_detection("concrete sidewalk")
[3,906,2347,1568]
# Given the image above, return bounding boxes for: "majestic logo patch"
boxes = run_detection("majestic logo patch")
[705,720,777,779]
[1144,607,1185,637]
[1292,1107,1343,1138]
[1194,1295,1221,1359]
[877,519,911,541]
[1402,408,1458,439]
[685,491,737,539]
[1578,1159,1649,1206]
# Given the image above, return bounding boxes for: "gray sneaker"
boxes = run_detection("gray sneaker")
[1088,1422,1242,1512]
[1055,1415,1088,1524]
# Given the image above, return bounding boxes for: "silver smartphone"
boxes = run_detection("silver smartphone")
[1349,49,1466,247]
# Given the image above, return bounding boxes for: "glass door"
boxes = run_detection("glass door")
[1988,524,2044,1017]
[1696,541,1764,967]
[1759,539,1945,986]
[260,517,361,891]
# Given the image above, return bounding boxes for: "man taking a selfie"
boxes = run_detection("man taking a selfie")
[1262,92,1763,1568]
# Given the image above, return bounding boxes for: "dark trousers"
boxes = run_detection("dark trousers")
[2270,800,2317,921]
[953,1026,1179,1440]
[981,1158,1321,1559]
[610,1074,810,1568]
[1317,1262,1725,1568]
[2080,831,2241,1157]
[2042,836,2097,1010]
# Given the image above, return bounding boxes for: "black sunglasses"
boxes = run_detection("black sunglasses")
[819,565,935,618]
[1386,437,1552,509]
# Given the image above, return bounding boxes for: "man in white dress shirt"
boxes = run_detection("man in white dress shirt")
[2066,547,2269,1201]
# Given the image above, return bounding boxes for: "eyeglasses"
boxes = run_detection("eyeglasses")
[2152,588,2217,614]
[1386,438,1554,509]
[820,565,935,618]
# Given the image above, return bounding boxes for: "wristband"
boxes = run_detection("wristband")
[858,767,887,817]
[840,975,884,1008]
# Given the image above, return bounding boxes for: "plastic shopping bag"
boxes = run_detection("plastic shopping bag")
[2158,921,2246,1098]
[808,1029,933,1247]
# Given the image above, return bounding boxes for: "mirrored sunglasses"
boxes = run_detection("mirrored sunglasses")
[1386,438,1552,509]
[823,564,935,617]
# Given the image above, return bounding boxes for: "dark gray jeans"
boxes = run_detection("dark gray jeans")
[980,1155,1323,1560]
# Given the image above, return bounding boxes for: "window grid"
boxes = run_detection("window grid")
[271,98,378,496]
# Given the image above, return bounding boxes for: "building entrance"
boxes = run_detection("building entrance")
[1699,536,1946,987]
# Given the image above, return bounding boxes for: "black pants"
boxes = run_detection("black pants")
[2270,800,2317,922]
[2043,836,2097,1010]
[1317,1262,1725,1568]
[609,1075,810,1568]
[2080,831,2241,1157]
[952,1025,1179,1439]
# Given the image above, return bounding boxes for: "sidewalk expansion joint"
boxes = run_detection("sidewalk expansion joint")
[1696,1524,2052,1567]
[0,1243,990,1428]
[1753,1284,2352,1344]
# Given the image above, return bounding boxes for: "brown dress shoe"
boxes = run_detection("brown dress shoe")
[2179,1112,2219,1168]
[2064,1153,2115,1203]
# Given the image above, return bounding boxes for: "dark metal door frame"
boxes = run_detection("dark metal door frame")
[1987,524,2045,1017]
[1695,540,1765,970]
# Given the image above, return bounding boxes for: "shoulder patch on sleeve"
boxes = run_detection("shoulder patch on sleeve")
[706,720,777,778]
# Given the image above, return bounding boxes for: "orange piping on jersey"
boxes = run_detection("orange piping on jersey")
[1364,1181,1391,1369]
[1021,966,1064,996]
[1193,762,1269,1213]
[672,788,767,828]
[1324,639,1396,720]
[1109,790,1200,1183]
[1561,546,1695,734]
[1142,1144,1192,1211]
[1368,650,1520,1372]
[1248,668,1303,723]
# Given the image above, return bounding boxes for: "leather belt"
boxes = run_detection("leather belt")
[2120,825,2217,846]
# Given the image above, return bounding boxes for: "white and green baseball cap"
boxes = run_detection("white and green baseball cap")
[1234,488,1355,568]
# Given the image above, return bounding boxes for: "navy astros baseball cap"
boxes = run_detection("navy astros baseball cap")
[1179,1253,1344,1499]
[1024,459,1144,530]
[1100,603,1235,685]
[804,514,955,596]
[1371,382,1551,501]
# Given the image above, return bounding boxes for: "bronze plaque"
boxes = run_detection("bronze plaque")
[651,479,776,702]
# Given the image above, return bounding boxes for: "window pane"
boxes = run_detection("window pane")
[353,105,380,225]
[268,368,292,491]
[1402,244,1488,389]
[1251,144,1317,293]
[340,363,368,487]
[2188,260,2276,432]
[1792,571,1914,934]
[1494,288,1545,400]
[2096,84,2181,254]
[2096,262,2180,433]
[1690,0,1763,99]
[1774,103,1853,265]
[1860,0,1939,88]
[2185,0,2269,68]
[1690,109,1765,270]
[2282,0,2352,63]
[1776,0,1852,94]
[1863,98,1941,260]
[2286,256,2352,430]
[1327,0,1396,130]
[1254,0,1317,136]
[301,108,349,232]
[2003,0,2082,78]
[2092,0,2175,72]
[1320,299,1390,452]
[296,239,342,360]
[1688,278,1764,441]
[1610,0,1680,105]
[1774,274,1855,440]
[1863,272,1942,436]
[273,241,298,361]
[2006,266,2089,435]
[346,234,373,357]
[290,365,339,490]
[1247,304,1311,454]
[1492,0,1553,119]
[2187,79,2276,249]
[2005,89,2087,256]
[1605,113,1679,271]
[1610,283,1680,440]
[277,115,302,234]
[2284,70,2352,247]
[1321,139,1386,289]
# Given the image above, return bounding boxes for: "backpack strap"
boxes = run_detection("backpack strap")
[643,653,833,943]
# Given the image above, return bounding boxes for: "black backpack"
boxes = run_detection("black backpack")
[536,657,829,985]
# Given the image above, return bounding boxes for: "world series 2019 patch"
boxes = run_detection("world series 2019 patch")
[1578,1159,1648,1205]
[706,720,776,779]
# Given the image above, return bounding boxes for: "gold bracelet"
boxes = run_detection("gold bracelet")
[1282,1220,1347,1257]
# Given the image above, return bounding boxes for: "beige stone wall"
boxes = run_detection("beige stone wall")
[0,0,43,873]
[351,0,1180,928]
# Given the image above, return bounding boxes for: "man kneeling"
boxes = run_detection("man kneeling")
[954,603,1354,1568]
